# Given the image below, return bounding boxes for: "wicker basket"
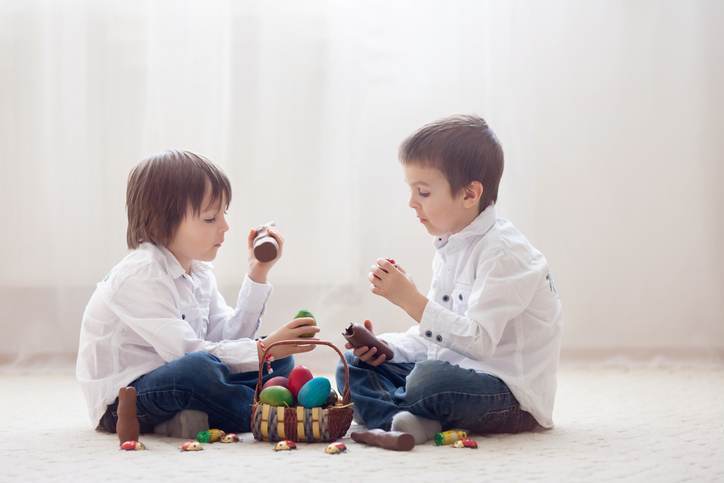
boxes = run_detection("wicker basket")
[251,340,354,443]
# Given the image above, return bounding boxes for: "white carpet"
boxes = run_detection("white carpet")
[1,362,722,482]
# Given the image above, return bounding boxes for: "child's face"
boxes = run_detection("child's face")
[168,185,229,269]
[404,164,476,237]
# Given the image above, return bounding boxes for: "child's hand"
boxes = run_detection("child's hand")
[368,258,417,307]
[247,226,284,283]
[368,258,429,323]
[261,317,320,359]
[343,319,389,367]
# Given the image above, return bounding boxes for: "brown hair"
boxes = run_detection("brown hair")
[126,150,231,249]
[399,114,504,211]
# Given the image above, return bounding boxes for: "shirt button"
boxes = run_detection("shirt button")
[442,295,450,302]
[425,330,432,338]
[436,335,443,343]
[458,294,463,301]
[181,314,186,320]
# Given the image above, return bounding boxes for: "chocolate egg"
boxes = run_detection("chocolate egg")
[288,366,313,398]
[297,377,331,408]
[262,376,290,391]
[259,386,293,407]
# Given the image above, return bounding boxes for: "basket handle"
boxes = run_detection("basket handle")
[254,339,351,405]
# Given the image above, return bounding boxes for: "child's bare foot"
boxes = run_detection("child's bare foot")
[116,386,140,444]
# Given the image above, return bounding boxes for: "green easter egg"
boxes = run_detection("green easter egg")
[294,309,317,338]
[259,386,293,407]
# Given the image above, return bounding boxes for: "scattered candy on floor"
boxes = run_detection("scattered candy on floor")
[180,441,203,452]
[452,439,478,449]
[220,433,240,443]
[434,430,468,446]
[120,440,145,451]
[196,429,225,443]
[324,442,347,454]
[273,440,297,451]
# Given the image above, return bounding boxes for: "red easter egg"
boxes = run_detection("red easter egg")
[287,366,313,398]
[262,376,290,391]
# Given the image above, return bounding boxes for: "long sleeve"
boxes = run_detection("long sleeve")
[104,275,261,374]
[206,274,272,342]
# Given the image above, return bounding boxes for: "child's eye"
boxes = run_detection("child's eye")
[418,190,430,198]
[204,217,216,223]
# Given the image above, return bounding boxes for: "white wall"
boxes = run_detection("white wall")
[1,0,722,365]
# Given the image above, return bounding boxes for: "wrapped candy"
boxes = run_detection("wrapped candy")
[180,441,203,451]
[196,429,226,443]
[220,433,240,443]
[452,439,478,449]
[120,440,145,451]
[434,430,468,446]
[324,442,347,454]
[273,440,297,451]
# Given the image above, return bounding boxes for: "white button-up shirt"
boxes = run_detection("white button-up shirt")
[379,205,562,428]
[76,242,272,426]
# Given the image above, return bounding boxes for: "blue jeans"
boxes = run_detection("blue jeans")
[336,352,539,434]
[100,352,294,434]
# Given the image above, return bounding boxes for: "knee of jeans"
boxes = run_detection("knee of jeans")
[175,352,222,380]
[404,360,449,398]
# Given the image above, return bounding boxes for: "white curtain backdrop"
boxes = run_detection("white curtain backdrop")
[1,0,723,365]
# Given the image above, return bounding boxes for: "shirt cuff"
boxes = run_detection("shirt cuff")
[418,300,450,347]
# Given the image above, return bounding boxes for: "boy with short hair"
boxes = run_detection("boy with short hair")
[339,115,562,443]
[77,150,318,436]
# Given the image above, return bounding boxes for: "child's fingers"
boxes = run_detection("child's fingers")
[289,317,316,328]
[369,264,384,279]
[293,326,320,338]
[368,272,383,285]
[371,265,388,279]
[363,319,375,332]
[369,353,387,366]
[376,258,394,272]
[353,346,372,358]
[344,342,353,350]
[247,228,258,250]
[372,262,389,274]
[357,346,378,362]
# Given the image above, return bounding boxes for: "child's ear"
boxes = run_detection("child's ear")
[462,181,484,208]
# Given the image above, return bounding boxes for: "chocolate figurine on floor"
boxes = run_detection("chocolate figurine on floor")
[116,386,140,446]
[350,429,415,451]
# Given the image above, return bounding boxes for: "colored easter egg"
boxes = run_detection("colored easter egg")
[294,310,317,338]
[288,366,313,398]
[297,377,332,408]
[262,376,290,391]
[259,386,293,407]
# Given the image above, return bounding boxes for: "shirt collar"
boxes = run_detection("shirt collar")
[433,204,497,253]
[152,244,213,280]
